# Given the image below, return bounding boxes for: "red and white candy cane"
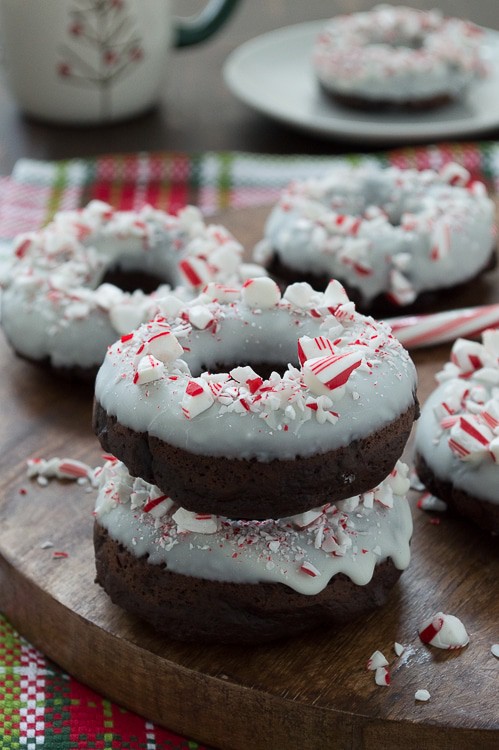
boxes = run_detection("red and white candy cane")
[386,303,499,349]
[418,612,469,649]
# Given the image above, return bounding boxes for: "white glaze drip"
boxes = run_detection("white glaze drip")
[95,459,413,595]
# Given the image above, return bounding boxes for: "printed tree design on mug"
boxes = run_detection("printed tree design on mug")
[57,0,144,120]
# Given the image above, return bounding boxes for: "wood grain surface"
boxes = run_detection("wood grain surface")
[0,207,498,750]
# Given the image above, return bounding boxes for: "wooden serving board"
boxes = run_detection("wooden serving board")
[1,207,499,750]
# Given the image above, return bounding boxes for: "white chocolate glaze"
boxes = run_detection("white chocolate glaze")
[415,331,499,505]
[1,201,263,370]
[94,458,413,595]
[94,280,417,461]
[258,162,495,308]
[313,5,487,104]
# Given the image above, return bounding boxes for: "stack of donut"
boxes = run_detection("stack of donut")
[92,276,419,643]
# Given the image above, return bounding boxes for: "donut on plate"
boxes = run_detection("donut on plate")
[255,162,495,314]
[93,457,413,643]
[93,277,418,520]
[415,331,499,534]
[1,200,263,375]
[313,5,487,110]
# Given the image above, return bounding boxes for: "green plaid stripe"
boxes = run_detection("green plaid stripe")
[0,614,22,746]
[6,142,499,233]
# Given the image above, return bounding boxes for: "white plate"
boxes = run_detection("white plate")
[224,21,499,144]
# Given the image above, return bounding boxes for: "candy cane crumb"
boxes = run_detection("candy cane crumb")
[394,642,405,657]
[415,689,431,702]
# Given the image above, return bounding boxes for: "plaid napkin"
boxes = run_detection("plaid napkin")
[1,142,499,750]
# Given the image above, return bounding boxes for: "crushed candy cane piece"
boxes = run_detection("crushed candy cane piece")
[187,304,214,330]
[57,459,92,479]
[241,277,281,309]
[374,666,390,686]
[283,282,316,308]
[302,351,362,396]
[323,279,349,308]
[450,338,485,373]
[172,508,219,534]
[300,561,321,577]
[143,494,174,519]
[410,469,425,492]
[292,508,324,528]
[388,461,410,496]
[419,612,469,649]
[389,269,416,306]
[157,294,185,319]
[297,335,335,366]
[27,456,94,482]
[439,162,470,187]
[367,650,388,671]
[146,329,183,363]
[394,642,405,657]
[415,689,431,702]
[178,256,211,288]
[181,378,214,419]
[134,354,165,385]
[417,492,448,513]
[202,282,240,303]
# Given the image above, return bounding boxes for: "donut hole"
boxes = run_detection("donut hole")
[379,35,424,50]
[323,186,424,228]
[195,361,290,381]
[184,321,304,383]
[101,266,166,295]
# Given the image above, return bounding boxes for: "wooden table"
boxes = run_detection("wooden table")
[1,3,499,749]
[1,204,499,749]
[0,0,498,174]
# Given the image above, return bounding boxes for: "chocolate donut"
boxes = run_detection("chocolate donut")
[1,200,262,374]
[313,6,487,110]
[93,458,413,643]
[415,331,499,534]
[255,163,495,314]
[93,278,418,519]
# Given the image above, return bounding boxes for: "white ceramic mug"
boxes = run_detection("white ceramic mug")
[0,0,239,124]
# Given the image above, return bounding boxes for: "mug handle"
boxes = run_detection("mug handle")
[174,0,240,47]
